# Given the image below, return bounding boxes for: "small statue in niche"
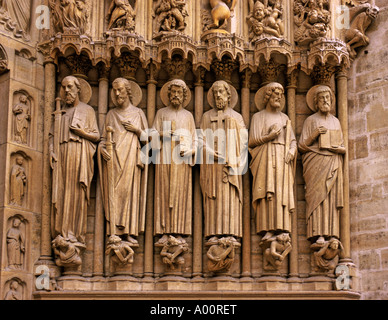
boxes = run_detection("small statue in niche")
[153,0,188,34]
[105,234,135,267]
[51,234,86,268]
[12,94,30,145]
[107,0,137,32]
[9,155,27,206]
[247,0,284,40]
[311,237,344,272]
[293,0,331,46]
[345,3,379,59]
[6,217,25,270]
[261,232,292,271]
[159,235,188,273]
[4,280,22,300]
[206,236,240,274]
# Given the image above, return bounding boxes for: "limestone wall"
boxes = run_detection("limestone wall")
[348,0,388,300]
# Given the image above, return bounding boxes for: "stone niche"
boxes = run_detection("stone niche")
[0,0,384,300]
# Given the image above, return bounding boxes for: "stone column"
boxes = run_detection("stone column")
[193,68,205,278]
[144,64,157,278]
[40,60,56,261]
[241,69,251,278]
[286,69,299,278]
[93,66,109,277]
[336,66,352,263]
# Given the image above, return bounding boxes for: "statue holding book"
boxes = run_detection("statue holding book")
[298,85,345,245]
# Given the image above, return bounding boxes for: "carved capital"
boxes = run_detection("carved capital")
[310,63,337,86]
[211,56,239,83]
[258,58,283,85]
[64,54,92,79]
[114,52,141,81]
[164,55,191,80]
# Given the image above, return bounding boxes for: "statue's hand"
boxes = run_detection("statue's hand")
[50,151,58,169]
[101,148,111,161]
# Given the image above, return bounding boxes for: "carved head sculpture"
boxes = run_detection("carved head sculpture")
[263,82,284,111]
[253,1,265,20]
[112,77,133,107]
[312,85,334,114]
[12,217,22,228]
[167,79,188,109]
[212,80,231,111]
[19,95,28,105]
[61,76,81,106]
[276,232,291,244]
[306,84,336,113]
[366,5,379,20]
[15,155,24,166]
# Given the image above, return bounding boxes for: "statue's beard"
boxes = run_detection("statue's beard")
[170,97,183,108]
[65,92,77,105]
[320,103,331,113]
[215,98,228,110]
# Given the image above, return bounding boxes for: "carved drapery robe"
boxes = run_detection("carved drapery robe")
[51,102,99,244]
[153,106,197,236]
[1,0,31,33]
[298,112,344,239]
[98,105,148,237]
[249,110,297,235]
[200,107,247,239]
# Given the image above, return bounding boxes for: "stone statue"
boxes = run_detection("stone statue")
[293,0,331,45]
[1,0,31,35]
[207,0,237,30]
[152,79,197,244]
[98,78,148,245]
[262,232,292,271]
[200,80,247,240]
[50,0,90,35]
[159,235,188,272]
[4,280,22,300]
[298,85,345,245]
[154,0,188,33]
[9,155,27,206]
[12,95,30,145]
[49,76,100,254]
[6,217,25,269]
[74,0,89,35]
[311,237,344,272]
[206,236,240,273]
[249,82,297,241]
[247,0,284,40]
[107,0,137,32]
[51,234,86,267]
[105,234,135,266]
[345,3,379,59]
